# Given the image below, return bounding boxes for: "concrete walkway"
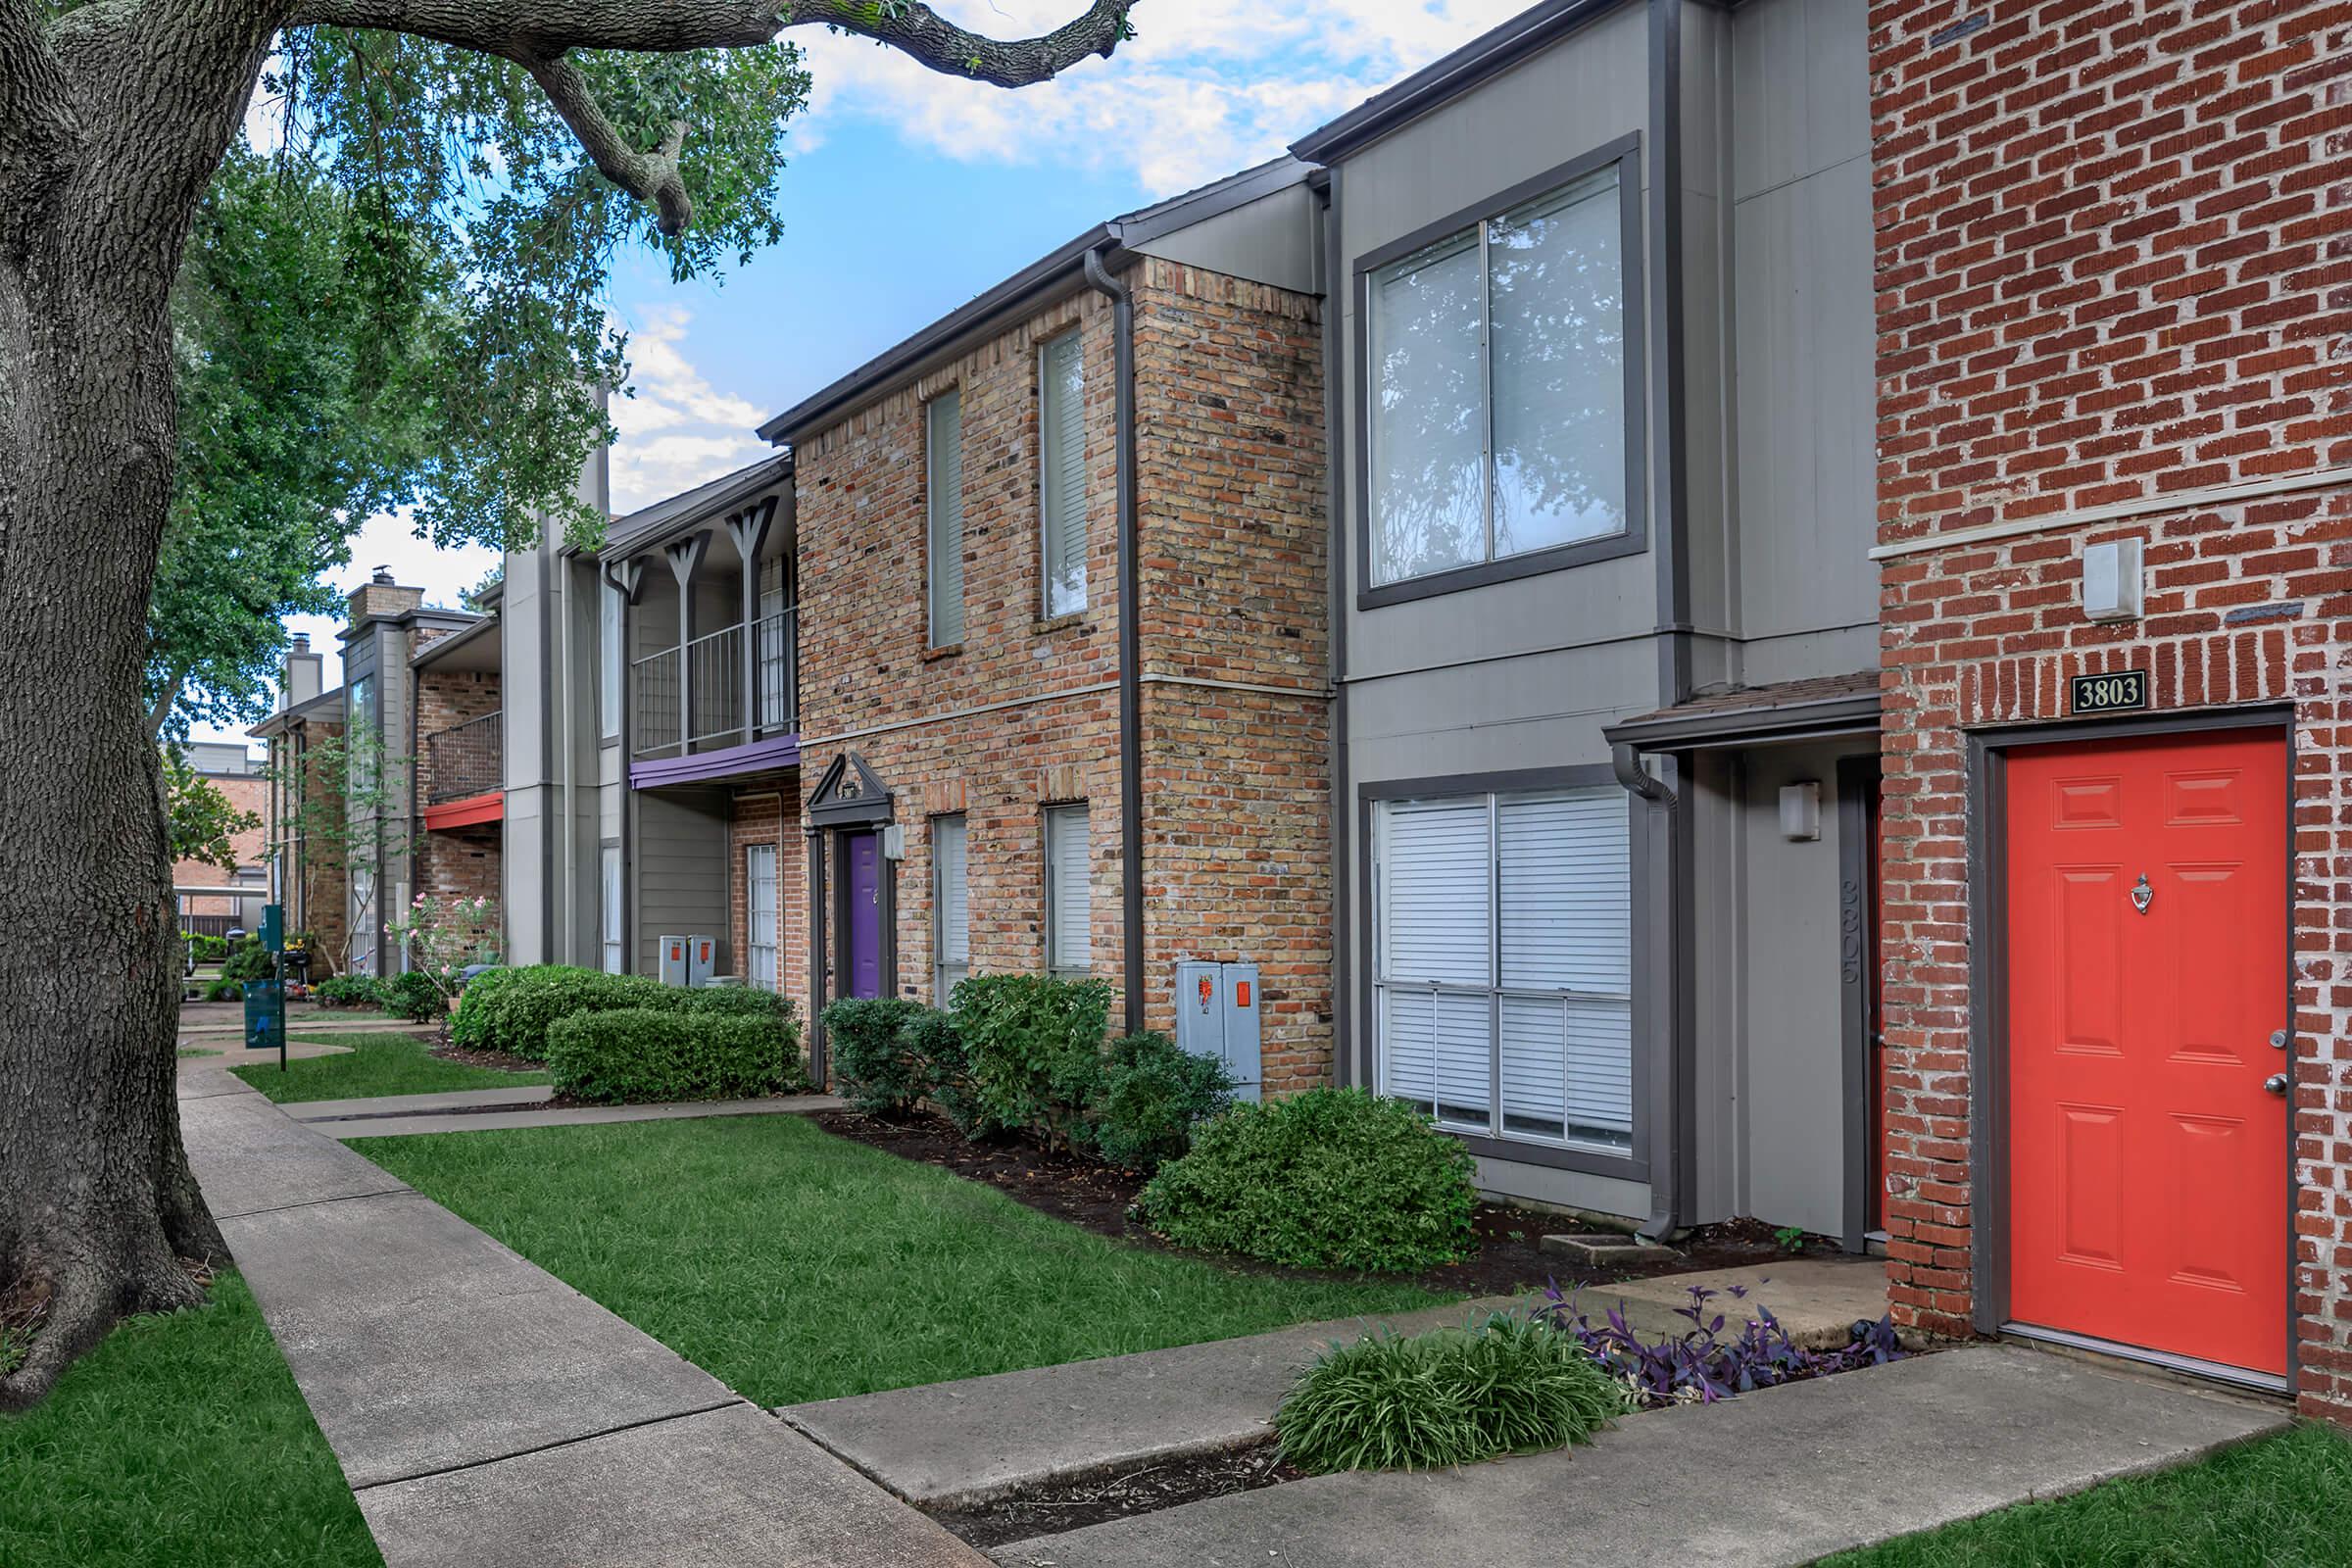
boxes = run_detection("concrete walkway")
[990,1346,2288,1567]
[782,1257,1887,1510]
[284,1084,557,1121]
[177,1066,981,1566]
[318,1091,846,1139]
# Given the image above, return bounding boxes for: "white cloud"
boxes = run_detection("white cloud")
[794,0,1530,196]
[608,306,770,513]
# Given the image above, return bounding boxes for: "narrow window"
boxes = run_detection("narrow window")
[745,843,779,992]
[1043,803,1091,976]
[927,390,964,647]
[1038,330,1087,616]
[349,864,377,976]
[599,579,622,740]
[599,845,624,975]
[757,556,794,731]
[933,814,968,1004]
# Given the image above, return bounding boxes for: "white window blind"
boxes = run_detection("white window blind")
[928,391,964,646]
[757,558,793,732]
[599,847,624,975]
[746,844,779,992]
[934,814,968,1003]
[1369,164,1629,586]
[1039,330,1088,616]
[1375,787,1634,1151]
[1045,804,1091,974]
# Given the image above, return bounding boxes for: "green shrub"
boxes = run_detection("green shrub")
[379,969,443,1021]
[182,932,229,964]
[821,998,931,1115]
[201,977,242,1003]
[907,1007,1006,1140]
[1134,1087,1479,1271]
[950,973,1112,1151]
[483,966,668,1060]
[220,938,273,982]
[1091,1032,1233,1172]
[313,975,382,1009]
[1274,1314,1628,1474]
[448,964,525,1048]
[679,985,795,1022]
[547,1006,804,1104]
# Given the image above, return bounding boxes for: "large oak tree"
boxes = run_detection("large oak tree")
[0,0,1133,1407]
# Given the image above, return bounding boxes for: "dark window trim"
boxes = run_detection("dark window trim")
[1040,800,1091,979]
[1036,325,1087,622]
[1963,704,2298,1384]
[1355,762,1649,1182]
[1351,132,1648,612]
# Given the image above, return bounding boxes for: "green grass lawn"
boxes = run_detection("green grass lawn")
[366,1115,1452,1407]
[0,1272,380,1568]
[230,1031,549,1103]
[1826,1422,2352,1566]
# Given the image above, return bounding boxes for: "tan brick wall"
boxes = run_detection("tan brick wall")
[794,260,1328,1056]
[416,822,501,905]
[172,769,269,911]
[416,665,501,805]
[267,720,349,974]
[1870,0,2352,1417]
[726,785,809,1021]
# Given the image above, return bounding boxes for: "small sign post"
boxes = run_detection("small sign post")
[2069,668,2148,715]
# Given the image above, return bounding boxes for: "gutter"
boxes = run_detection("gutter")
[1083,245,1147,1038]
[1316,169,1353,1087]
[1612,742,1682,1245]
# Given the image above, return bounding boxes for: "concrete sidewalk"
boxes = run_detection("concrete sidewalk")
[284,1084,556,1121]
[178,1070,981,1567]
[987,1346,2288,1567]
[782,1258,1887,1510]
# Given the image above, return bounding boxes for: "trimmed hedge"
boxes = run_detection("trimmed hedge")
[455,964,801,1061]
[821,998,932,1115]
[379,969,443,1021]
[546,1005,805,1104]
[312,975,382,1009]
[1134,1087,1480,1272]
[1090,1032,1233,1173]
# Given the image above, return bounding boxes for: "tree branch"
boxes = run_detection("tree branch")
[144,672,186,742]
[783,0,1134,88]
[525,57,692,234]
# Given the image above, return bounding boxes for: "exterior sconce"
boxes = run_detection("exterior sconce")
[2082,538,2144,622]
[1780,781,1822,842]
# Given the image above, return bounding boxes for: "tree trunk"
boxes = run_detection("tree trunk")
[0,174,228,1416]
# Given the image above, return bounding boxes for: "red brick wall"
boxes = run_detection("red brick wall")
[726,785,808,1023]
[1870,0,2352,1416]
[416,665,501,805]
[793,260,1327,1054]
[172,769,269,910]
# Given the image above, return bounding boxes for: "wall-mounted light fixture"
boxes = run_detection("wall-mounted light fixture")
[1780,781,1822,842]
[2082,538,2145,622]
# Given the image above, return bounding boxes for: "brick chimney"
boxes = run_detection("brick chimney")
[346,566,425,625]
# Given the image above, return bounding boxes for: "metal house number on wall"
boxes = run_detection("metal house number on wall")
[2132,874,2153,914]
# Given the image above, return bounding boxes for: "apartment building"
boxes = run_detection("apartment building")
[171,740,270,933]
[254,573,500,976]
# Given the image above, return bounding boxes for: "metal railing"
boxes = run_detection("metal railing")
[632,609,797,760]
[424,710,502,804]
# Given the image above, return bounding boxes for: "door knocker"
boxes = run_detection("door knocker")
[2131,874,2153,914]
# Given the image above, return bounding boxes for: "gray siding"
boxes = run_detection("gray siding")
[633,787,730,976]
[1130,181,1320,295]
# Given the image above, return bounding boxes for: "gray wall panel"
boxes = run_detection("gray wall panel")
[634,787,729,976]
[1131,183,1319,294]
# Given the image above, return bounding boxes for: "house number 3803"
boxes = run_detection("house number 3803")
[2070,669,2148,714]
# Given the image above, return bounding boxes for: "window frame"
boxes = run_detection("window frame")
[926,388,965,648]
[1041,802,1091,978]
[599,577,623,741]
[1356,764,1650,1181]
[1037,327,1088,618]
[932,812,968,1004]
[1351,134,1648,612]
[745,842,780,992]
[599,842,624,975]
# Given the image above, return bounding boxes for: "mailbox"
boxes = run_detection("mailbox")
[1173,960,1262,1102]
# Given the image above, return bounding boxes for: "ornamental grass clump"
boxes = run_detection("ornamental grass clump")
[1275,1313,1630,1474]
[1133,1087,1478,1271]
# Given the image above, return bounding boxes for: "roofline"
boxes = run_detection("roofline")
[1601,691,1884,751]
[1288,0,1633,165]
[587,454,793,563]
[411,612,501,670]
[756,158,1311,446]
[249,683,346,738]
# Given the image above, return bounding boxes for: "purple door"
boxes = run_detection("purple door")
[845,831,883,1000]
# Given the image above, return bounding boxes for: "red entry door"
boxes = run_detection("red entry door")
[2004,727,2288,1376]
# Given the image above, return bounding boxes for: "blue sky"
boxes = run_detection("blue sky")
[214,0,1525,745]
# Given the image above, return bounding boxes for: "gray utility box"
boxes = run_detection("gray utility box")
[1174,960,1262,1102]
[658,934,718,987]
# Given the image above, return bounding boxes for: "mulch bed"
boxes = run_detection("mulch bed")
[428,1042,545,1073]
[812,1108,1799,1298]
[926,1443,1305,1549]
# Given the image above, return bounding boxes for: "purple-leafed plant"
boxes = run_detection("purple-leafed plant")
[1535,1281,1904,1408]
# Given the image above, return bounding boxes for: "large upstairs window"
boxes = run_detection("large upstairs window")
[1366,157,1635,594]
[928,389,964,647]
[1039,329,1087,617]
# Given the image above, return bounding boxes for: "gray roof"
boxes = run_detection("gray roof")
[755,157,1313,446]
[1289,0,1631,164]
[249,683,346,739]
[596,454,792,562]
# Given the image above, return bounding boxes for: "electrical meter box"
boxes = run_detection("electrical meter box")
[659,934,719,987]
[1173,960,1261,1102]
[659,935,689,986]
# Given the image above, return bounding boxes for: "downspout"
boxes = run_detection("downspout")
[558,568,575,964]
[1083,243,1146,1038]
[1613,742,1682,1244]
[602,560,635,976]
[1316,169,1353,1087]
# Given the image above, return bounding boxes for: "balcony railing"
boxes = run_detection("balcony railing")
[424,710,502,804]
[632,608,797,760]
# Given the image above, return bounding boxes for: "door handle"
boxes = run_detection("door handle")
[2264,1073,2288,1097]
